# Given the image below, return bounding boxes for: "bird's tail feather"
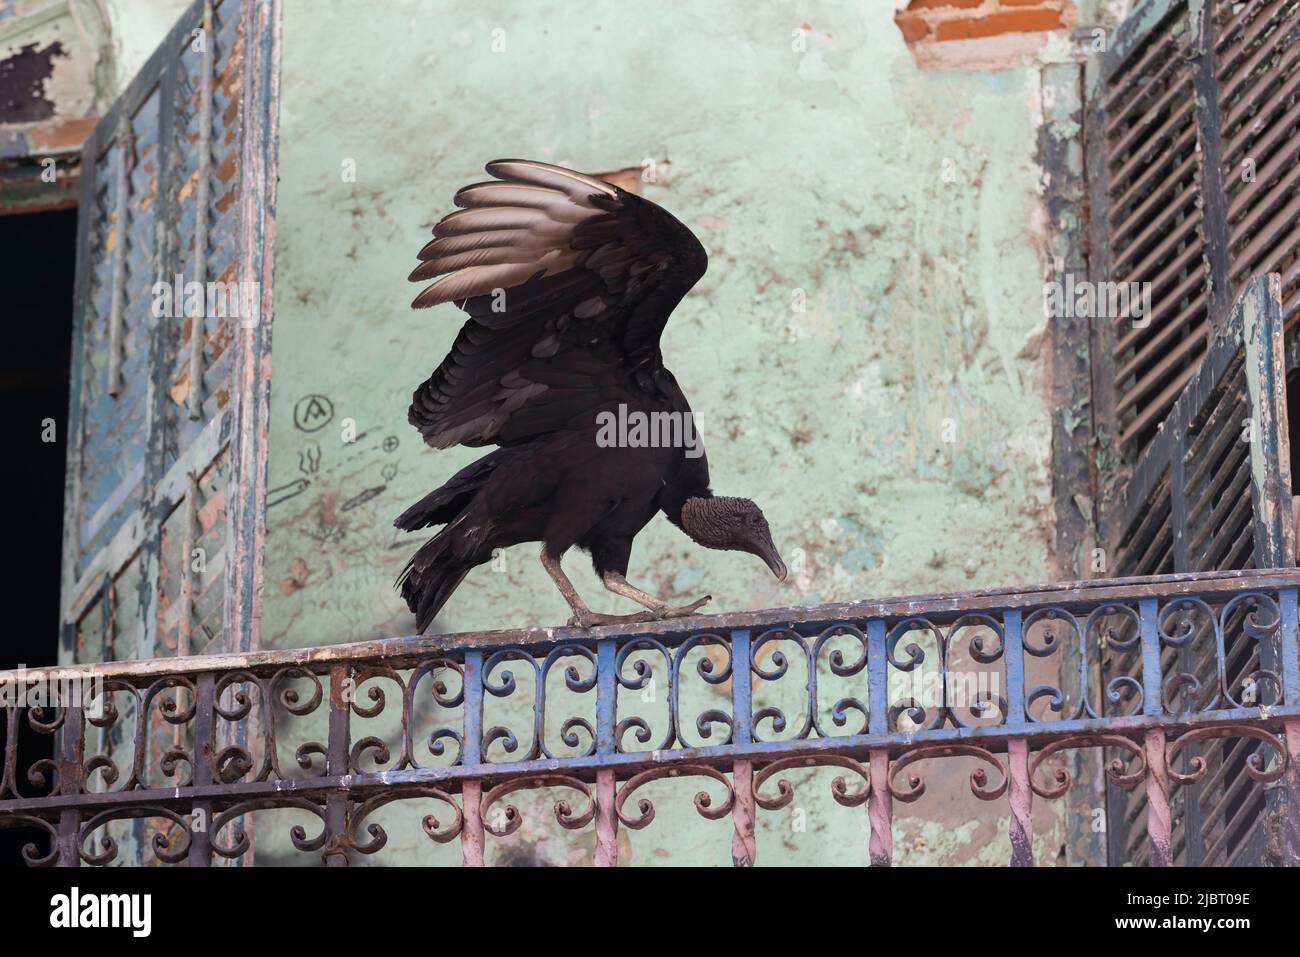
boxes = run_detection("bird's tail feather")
[394,449,510,531]
[396,531,470,633]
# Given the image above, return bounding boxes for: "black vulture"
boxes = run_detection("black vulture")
[395,159,785,631]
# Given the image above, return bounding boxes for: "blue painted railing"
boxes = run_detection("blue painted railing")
[1,568,1297,866]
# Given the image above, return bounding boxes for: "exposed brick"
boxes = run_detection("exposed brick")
[1000,0,1057,5]
[895,14,931,43]
[28,116,97,152]
[934,8,1064,41]
[906,0,984,9]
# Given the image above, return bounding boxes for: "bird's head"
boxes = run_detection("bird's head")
[681,496,786,581]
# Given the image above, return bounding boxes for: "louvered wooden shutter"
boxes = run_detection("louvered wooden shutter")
[1086,0,1213,470]
[1105,277,1293,865]
[1112,276,1294,578]
[1088,0,1300,476]
[1087,0,1299,867]
[60,0,277,667]
[1216,0,1300,336]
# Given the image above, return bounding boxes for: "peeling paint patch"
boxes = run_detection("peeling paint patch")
[0,40,66,123]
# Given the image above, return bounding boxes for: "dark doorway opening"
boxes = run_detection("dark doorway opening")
[0,206,77,865]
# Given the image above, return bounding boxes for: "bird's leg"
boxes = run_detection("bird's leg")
[541,549,655,628]
[602,572,711,620]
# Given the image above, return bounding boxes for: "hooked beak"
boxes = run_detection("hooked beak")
[757,539,787,582]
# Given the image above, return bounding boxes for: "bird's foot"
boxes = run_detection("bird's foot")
[651,595,712,619]
[566,596,712,629]
[567,609,656,629]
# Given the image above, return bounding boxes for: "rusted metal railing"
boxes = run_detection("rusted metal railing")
[2,569,1298,866]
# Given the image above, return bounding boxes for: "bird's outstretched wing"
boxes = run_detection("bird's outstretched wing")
[407,159,708,449]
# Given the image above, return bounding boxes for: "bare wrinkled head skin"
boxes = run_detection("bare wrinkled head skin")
[681,496,786,581]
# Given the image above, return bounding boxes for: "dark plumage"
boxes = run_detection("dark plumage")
[396,159,785,632]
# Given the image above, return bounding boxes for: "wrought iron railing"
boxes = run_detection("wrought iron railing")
[2,569,1298,866]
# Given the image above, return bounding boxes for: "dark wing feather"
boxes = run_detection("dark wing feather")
[407,159,708,449]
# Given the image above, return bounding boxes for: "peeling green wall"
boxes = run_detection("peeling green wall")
[262,0,1074,865]
[103,0,191,94]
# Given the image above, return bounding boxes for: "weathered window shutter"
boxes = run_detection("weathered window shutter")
[1086,0,1299,866]
[1087,0,1300,478]
[60,0,278,667]
[1114,278,1293,578]
[1104,277,1293,865]
[1086,0,1213,474]
[1216,0,1300,336]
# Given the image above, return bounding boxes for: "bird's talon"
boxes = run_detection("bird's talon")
[568,609,655,629]
[657,595,711,619]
